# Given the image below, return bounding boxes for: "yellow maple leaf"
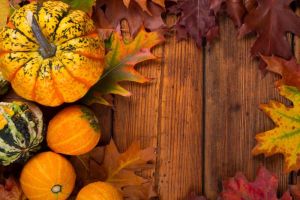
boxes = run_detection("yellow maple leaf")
[253,85,300,172]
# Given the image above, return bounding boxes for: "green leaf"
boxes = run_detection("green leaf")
[61,0,95,14]
[83,29,164,105]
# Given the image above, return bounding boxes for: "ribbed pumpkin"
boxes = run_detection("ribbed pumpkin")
[0,1,104,107]
[47,105,101,155]
[0,101,43,166]
[76,182,123,200]
[20,151,76,200]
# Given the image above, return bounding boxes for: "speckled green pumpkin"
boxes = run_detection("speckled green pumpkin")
[0,102,43,166]
[0,72,9,96]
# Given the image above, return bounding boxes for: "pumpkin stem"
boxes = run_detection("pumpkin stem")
[27,10,56,59]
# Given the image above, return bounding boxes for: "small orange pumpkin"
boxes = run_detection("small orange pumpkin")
[76,182,123,200]
[47,105,101,155]
[20,151,76,200]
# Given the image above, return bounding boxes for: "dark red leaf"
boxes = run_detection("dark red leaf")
[238,0,300,68]
[170,0,219,47]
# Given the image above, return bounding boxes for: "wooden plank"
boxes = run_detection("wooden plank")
[156,18,203,199]
[112,23,163,188]
[204,17,289,199]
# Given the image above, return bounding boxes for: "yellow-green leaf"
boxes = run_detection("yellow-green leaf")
[0,0,10,29]
[83,29,164,105]
[61,0,95,14]
[253,85,300,172]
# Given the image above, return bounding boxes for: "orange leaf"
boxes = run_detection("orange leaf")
[84,29,164,105]
[262,55,300,90]
[102,140,157,199]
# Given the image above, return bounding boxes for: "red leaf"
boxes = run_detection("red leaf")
[220,167,292,200]
[170,0,219,47]
[238,0,300,67]
[93,0,166,36]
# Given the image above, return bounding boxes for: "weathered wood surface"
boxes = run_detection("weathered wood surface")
[110,17,297,199]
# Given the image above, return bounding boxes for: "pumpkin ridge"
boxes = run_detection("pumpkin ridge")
[64,131,98,154]
[49,68,65,102]
[8,57,34,81]
[49,7,71,42]
[0,106,26,148]
[57,31,99,47]
[74,51,104,61]
[60,60,93,87]
[12,28,37,45]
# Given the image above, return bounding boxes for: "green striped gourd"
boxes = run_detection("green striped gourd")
[0,102,43,166]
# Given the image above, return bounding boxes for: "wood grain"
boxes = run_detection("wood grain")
[113,17,203,199]
[155,17,203,199]
[204,17,289,199]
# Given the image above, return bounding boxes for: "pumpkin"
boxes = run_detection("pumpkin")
[20,151,76,200]
[0,71,9,96]
[47,105,101,155]
[76,182,123,200]
[0,1,104,107]
[0,101,43,166]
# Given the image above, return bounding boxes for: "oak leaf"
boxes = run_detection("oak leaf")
[102,140,156,199]
[262,55,300,90]
[220,167,292,200]
[94,0,166,36]
[210,0,257,27]
[84,29,164,105]
[252,85,300,172]
[0,177,26,200]
[123,0,165,14]
[170,0,219,47]
[238,0,300,66]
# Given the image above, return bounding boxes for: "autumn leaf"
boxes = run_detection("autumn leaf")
[123,0,165,14]
[83,29,164,105]
[252,85,300,172]
[61,0,95,14]
[94,0,166,36]
[220,166,292,200]
[238,0,300,67]
[102,140,156,199]
[0,177,26,200]
[262,55,300,90]
[169,0,219,48]
[210,0,257,27]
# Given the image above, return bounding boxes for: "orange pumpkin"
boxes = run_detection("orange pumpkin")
[76,182,123,200]
[20,151,76,200]
[47,105,101,155]
[0,1,104,106]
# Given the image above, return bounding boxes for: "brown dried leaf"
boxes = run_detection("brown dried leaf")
[261,55,300,90]
[102,140,157,199]
[94,0,166,36]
